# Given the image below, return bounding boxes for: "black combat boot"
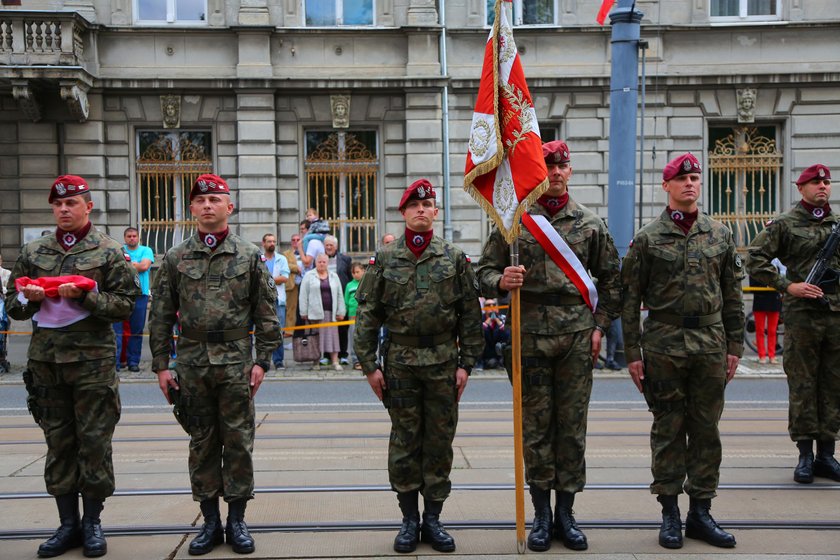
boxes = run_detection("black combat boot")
[225,499,255,554]
[794,440,815,483]
[37,493,83,558]
[685,497,736,548]
[393,491,420,553]
[80,496,107,557]
[553,491,587,550]
[188,497,224,555]
[814,440,840,481]
[420,499,455,552]
[527,486,552,552]
[656,495,683,549]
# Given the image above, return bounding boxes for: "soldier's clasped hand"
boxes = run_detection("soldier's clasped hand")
[250,364,266,398]
[156,370,179,404]
[787,281,824,299]
[499,265,526,291]
[628,360,645,393]
[21,284,46,302]
[56,283,84,299]
[366,368,387,401]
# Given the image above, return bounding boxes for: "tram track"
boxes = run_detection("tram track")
[2,518,838,541]
[2,481,837,501]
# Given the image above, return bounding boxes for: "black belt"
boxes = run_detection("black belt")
[648,311,722,329]
[38,317,109,332]
[389,332,455,348]
[520,291,584,306]
[180,326,251,343]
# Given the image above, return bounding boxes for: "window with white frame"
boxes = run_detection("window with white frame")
[710,0,780,20]
[135,0,207,24]
[487,0,555,26]
[305,0,374,26]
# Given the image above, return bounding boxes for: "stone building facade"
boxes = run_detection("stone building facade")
[0,0,838,260]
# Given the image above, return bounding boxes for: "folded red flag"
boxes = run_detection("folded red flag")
[15,275,98,298]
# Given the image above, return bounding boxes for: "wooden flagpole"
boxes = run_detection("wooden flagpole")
[509,240,526,553]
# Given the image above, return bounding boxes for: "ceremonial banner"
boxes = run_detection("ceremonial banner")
[463,0,549,244]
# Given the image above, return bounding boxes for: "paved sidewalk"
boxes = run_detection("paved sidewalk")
[0,317,785,382]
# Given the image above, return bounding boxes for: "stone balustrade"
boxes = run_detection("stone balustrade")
[0,11,91,67]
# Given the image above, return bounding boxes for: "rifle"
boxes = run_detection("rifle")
[804,223,840,304]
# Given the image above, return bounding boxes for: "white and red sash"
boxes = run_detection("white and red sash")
[521,213,598,312]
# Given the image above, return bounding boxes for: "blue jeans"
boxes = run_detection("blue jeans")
[114,294,149,367]
[272,303,287,366]
[606,317,623,362]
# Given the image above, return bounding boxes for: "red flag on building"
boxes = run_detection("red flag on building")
[463,0,548,244]
[597,0,616,24]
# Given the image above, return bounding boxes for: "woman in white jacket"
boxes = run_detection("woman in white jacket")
[299,252,346,370]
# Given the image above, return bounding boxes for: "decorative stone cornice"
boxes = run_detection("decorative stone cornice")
[60,81,90,122]
[11,81,41,122]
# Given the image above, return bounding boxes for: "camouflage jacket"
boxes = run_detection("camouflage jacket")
[149,232,280,371]
[621,209,745,361]
[747,202,840,315]
[354,235,483,374]
[477,198,621,335]
[4,227,139,363]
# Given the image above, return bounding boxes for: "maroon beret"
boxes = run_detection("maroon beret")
[190,174,230,201]
[398,179,436,211]
[49,175,89,203]
[542,140,571,165]
[796,164,831,185]
[663,153,702,181]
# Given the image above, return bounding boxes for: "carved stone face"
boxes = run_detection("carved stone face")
[740,91,755,110]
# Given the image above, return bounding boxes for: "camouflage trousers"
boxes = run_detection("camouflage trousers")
[512,330,593,494]
[642,350,726,499]
[28,358,121,499]
[783,309,840,441]
[178,362,255,502]
[385,358,459,502]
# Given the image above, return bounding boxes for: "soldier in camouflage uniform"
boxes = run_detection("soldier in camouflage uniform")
[5,175,139,558]
[621,153,744,550]
[478,140,621,552]
[149,174,280,556]
[354,179,483,553]
[747,163,840,484]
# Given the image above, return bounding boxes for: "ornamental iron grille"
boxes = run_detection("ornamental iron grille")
[708,126,781,249]
[136,130,213,255]
[304,131,378,257]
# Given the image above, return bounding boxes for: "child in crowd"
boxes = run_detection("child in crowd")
[302,207,331,253]
[749,257,786,364]
[345,262,365,370]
